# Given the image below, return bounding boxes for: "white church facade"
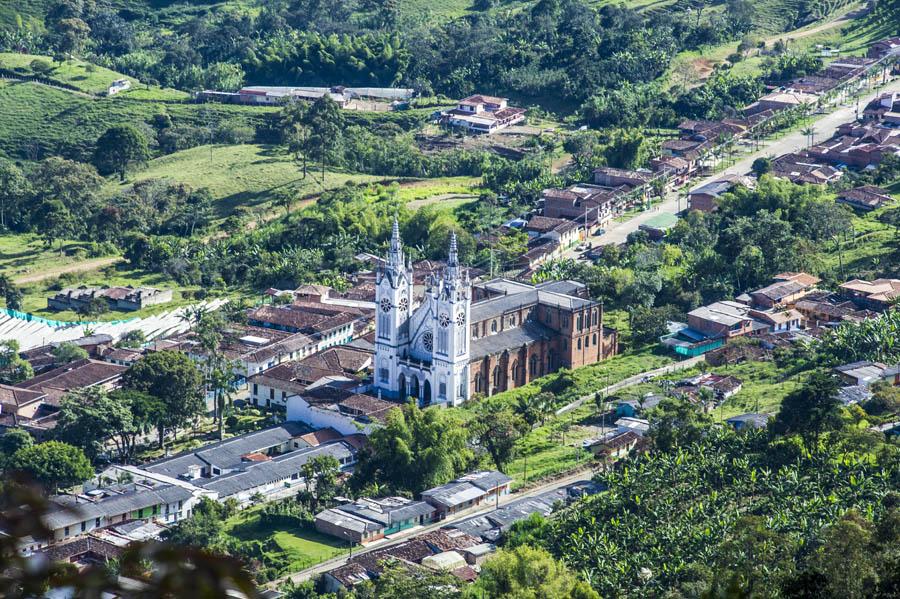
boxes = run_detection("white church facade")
[373,220,618,408]
[374,221,471,406]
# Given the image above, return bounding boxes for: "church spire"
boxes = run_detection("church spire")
[389,217,403,268]
[448,231,459,267]
[444,230,461,283]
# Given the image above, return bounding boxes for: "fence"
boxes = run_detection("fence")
[0,307,135,329]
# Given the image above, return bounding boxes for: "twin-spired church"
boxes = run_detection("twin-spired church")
[374,221,618,406]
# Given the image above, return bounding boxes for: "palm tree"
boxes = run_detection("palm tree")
[801,126,815,148]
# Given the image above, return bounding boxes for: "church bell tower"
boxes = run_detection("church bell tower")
[374,219,412,398]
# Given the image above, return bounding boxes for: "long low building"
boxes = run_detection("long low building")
[315,497,437,544]
[421,471,512,518]
[126,422,360,506]
[34,480,205,552]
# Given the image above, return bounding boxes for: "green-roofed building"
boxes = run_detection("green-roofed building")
[639,213,680,239]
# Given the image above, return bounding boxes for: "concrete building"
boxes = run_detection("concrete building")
[48,286,172,312]
[315,497,436,544]
[441,94,526,134]
[421,471,512,518]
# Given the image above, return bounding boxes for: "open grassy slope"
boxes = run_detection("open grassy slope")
[0,80,272,159]
[109,143,382,217]
[0,52,138,94]
[0,52,191,99]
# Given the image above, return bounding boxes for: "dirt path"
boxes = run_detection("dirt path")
[762,3,870,45]
[13,256,123,284]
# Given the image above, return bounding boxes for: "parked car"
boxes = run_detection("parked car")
[593,228,606,237]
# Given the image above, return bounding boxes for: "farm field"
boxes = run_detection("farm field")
[0,80,272,160]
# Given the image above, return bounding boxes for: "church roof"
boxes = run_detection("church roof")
[470,321,554,360]
[470,289,594,323]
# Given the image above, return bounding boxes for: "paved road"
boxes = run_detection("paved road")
[572,78,900,250]
[270,469,593,588]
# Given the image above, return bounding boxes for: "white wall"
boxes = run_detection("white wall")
[286,395,376,436]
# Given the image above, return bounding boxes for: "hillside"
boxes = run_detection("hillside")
[109,144,383,218]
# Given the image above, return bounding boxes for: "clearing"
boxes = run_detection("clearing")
[0,234,117,283]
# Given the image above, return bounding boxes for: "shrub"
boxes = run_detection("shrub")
[29,59,53,76]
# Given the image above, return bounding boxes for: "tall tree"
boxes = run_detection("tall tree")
[773,371,842,447]
[51,342,89,364]
[648,398,712,453]
[0,159,29,230]
[0,339,33,384]
[8,441,93,492]
[474,545,601,599]
[54,387,138,463]
[93,125,151,181]
[0,428,33,469]
[305,95,344,181]
[123,350,205,448]
[470,400,529,472]
[351,401,473,494]
[34,199,74,251]
[300,455,340,511]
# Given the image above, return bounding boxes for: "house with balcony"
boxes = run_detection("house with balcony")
[441,95,526,134]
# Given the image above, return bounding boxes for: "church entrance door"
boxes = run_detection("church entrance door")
[423,380,432,405]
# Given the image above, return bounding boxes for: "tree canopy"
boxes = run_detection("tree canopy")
[351,401,473,494]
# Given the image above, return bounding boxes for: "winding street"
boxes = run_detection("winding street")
[570,77,900,250]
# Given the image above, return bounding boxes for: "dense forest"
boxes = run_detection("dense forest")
[2,0,798,116]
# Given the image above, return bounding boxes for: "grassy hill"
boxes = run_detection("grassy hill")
[0,79,272,159]
[0,52,190,98]
[109,143,382,218]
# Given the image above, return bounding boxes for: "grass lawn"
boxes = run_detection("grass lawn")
[17,262,221,322]
[476,344,676,414]
[395,176,481,209]
[0,234,100,282]
[108,144,383,218]
[225,505,349,572]
[501,404,599,490]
